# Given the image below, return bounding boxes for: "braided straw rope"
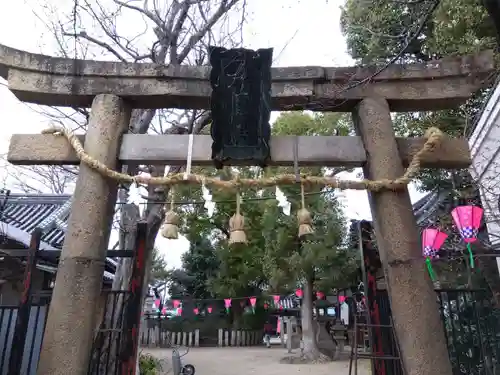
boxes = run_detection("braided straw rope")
[41,126,444,192]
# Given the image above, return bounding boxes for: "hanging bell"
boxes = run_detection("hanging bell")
[297,207,314,238]
[229,213,247,245]
[229,187,247,245]
[161,210,180,239]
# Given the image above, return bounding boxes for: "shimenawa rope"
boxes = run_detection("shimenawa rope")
[41,126,444,192]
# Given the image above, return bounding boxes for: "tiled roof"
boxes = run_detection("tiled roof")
[1,193,71,249]
[413,189,446,226]
[348,189,448,249]
[0,192,117,281]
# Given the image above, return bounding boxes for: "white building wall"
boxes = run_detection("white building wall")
[470,82,500,270]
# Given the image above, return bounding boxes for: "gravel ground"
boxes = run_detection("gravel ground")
[143,347,372,375]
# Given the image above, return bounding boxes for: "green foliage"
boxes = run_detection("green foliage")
[341,0,496,64]
[169,112,356,305]
[174,166,270,299]
[168,238,219,299]
[155,305,268,332]
[261,185,358,293]
[138,353,162,375]
[340,0,497,191]
[149,247,169,285]
[262,112,358,292]
[272,112,352,136]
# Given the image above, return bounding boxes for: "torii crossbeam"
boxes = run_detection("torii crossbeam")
[2,42,493,375]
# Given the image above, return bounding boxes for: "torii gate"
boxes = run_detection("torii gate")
[1,42,494,375]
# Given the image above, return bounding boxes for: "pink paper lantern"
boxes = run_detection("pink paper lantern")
[224,298,232,313]
[154,299,161,308]
[249,297,257,307]
[172,300,180,309]
[177,308,182,316]
[295,289,303,298]
[207,306,213,314]
[263,303,269,310]
[421,228,448,259]
[161,307,167,315]
[273,295,280,304]
[451,205,483,243]
[316,291,324,300]
[193,308,199,315]
[338,296,346,303]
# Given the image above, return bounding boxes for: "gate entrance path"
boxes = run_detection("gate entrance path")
[1,43,495,375]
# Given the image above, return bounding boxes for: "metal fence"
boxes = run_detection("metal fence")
[0,301,49,375]
[0,291,130,375]
[373,290,404,375]
[376,289,500,375]
[88,291,129,375]
[0,223,147,375]
[438,289,500,375]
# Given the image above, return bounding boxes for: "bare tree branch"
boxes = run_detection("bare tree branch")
[62,30,128,62]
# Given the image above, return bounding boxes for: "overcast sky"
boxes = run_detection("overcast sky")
[0,0,426,269]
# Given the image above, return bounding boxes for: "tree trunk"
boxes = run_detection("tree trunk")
[92,198,140,374]
[300,276,322,361]
[231,302,244,330]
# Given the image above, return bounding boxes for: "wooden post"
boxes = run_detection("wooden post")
[218,328,223,346]
[231,330,236,346]
[286,317,292,353]
[278,316,285,347]
[120,222,148,375]
[352,97,453,375]
[37,94,131,375]
[8,228,41,375]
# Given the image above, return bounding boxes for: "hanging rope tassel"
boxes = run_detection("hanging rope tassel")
[161,187,180,239]
[229,190,247,245]
[466,242,475,269]
[297,183,314,238]
[425,257,436,282]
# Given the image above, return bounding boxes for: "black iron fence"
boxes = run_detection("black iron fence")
[438,289,500,375]
[0,299,49,375]
[89,291,129,375]
[373,291,404,375]
[376,289,500,375]
[0,291,131,375]
[0,222,147,375]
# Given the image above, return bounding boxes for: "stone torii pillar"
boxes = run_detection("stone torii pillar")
[353,97,453,374]
[36,95,131,375]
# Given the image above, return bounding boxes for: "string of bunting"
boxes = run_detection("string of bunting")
[42,126,444,243]
[151,289,339,316]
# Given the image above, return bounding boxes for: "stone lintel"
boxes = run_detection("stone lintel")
[0,42,494,111]
[8,133,471,169]
[0,43,493,81]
